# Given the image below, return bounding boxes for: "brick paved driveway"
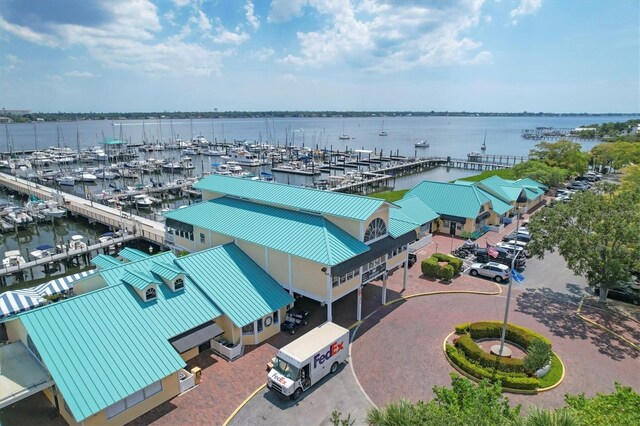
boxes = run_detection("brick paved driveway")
[351,289,640,410]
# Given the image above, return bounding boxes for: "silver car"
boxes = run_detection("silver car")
[469,262,510,283]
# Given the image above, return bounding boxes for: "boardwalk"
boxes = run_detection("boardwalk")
[0,172,165,244]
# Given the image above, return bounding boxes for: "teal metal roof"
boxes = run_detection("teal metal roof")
[121,270,160,290]
[478,190,513,215]
[19,285,186,422]
[405,181,489,219]
[393,196,439,225]
[388,217,419,238]
[118,247,151,262]
[176,244,294,327]
[194,174,387,221]
[91,254,122,269]
[151,262,184,281]
[165,197,369,265]
[100,252,177,287]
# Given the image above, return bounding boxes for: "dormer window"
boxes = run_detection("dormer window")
[145,287,157,301]
[364,218,387,242]
[174,278,185,290]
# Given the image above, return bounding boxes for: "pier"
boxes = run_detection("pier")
[0,171,165,244]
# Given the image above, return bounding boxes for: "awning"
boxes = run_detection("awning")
[32,269,97,297]
[0,342,54,409]
[0,290,46,319]
[331,233,416,277]
[169,321,224,354]
[475,211,491,223]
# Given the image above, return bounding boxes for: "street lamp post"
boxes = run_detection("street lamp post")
[497,209,520,356]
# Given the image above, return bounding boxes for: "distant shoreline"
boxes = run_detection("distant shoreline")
[2,111,639,123]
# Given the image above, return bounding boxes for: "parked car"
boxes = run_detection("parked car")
[469,262,510,283]
[496,242,531,258]
[594,286,640,305]
[567,181,590,191]
[503,232,532,243]
[475,248,526,270]
[407,252,417,268]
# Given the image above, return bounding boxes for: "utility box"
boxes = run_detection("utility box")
[191,367,202,385]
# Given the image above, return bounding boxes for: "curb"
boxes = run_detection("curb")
[222,383,266,426]
[441,332,565,394]
[576,297,640,351]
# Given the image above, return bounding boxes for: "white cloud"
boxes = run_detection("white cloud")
[6,54,21,64]
[47,74,63,82]
[64,71,100,78]
[0,0,225,77]
[212,24,250,44]
[245,1,260,30]
[510,0,542,24]
[280,0,492,72]
[268,0,307,23]
[249,47,275,61]
[165,11,177,26]
[196,10,212,32]
[173,0,191,7]
[282,73,297,82]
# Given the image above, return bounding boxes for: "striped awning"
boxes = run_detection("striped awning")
[0,290,46,319]
[32,269,97,297]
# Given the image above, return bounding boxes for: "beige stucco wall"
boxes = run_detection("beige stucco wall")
[324,215,362,240]
[180,347,200,361]
[387,251,407,269]
[267,249,289,286]
[61,372,181,426]
[215,315,241,346]
[331,276,360,300]
[235,240,266,269]
[5,318,28,344]
[74,275,107,295]
[291,257,327,301]
[201,190,224,202]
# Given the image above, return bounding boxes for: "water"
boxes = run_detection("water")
[4,115,637,158]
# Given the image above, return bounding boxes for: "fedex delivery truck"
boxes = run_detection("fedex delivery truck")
[267,322,349,400]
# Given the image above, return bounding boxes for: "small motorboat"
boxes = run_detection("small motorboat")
[75,172,97,182]
[56,175,75,186]
[415,140,429,148]
[133,194,153,208]
[3,249,26,268]
[30,244,55,260]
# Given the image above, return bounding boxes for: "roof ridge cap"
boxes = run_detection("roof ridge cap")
[321,217,334,265]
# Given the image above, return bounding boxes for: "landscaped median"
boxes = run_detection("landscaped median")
[443,321,564,393]
[421,253,463,282]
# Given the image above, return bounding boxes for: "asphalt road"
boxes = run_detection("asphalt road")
[229,362,372,426]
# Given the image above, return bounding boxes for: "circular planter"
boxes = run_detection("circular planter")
[535,362,551,378]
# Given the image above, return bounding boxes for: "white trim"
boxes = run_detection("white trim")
[264,247,269,273]
[359,221,364,241]
[287,254,293,294]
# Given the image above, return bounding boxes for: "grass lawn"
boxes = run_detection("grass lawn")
[457,169,517,183]
[538,352,564,388]
[369,189,409,202]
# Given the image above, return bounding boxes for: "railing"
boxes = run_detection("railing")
[409,234,433,252]
[212,339,243,360]
[178,369,195,393]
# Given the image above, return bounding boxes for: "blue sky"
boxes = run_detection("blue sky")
[0,0,638,113]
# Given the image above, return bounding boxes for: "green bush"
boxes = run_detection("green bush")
[455,335,526,374]
[468,322,551,349]
[421,257,440,278]
[455,323,470,334]
[524,338,552,374]
[446,345,539,390]
[448,257,463,274]
[538,353,563,388]
[439,264,455,281]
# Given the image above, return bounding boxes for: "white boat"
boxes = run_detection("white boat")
[28,200,66,219]
[338,123,351,140]
[30,244,55,260]
[64,235,88,251]
[96,170,119,180]
[3,250,26,269]
[201,148,225,156]
[133,194,153,208]
[6,209,33,226]
[415,140,429,148]
[223,150,261,166]
[162,157,195,171]
[56,175,75,186]
[181,148,198,156]
[75,172,97,182]
[218,161,243,173]
[379,120,388,136]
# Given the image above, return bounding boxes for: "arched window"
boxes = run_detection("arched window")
[364,218,387,242]
[174,278,185,290]
[145,287,157,301]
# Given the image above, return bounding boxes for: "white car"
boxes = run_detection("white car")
[496,242,531,258]
[469,262,510,283]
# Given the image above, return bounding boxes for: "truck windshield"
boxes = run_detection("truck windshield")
[272,357,299,381]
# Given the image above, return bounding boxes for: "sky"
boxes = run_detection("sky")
[0,0,638,113]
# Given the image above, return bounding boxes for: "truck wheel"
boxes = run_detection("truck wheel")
[330,362,339,374]
[470,270,478,276]
[291,387,303,400]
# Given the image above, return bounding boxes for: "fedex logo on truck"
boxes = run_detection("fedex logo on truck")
[313,340,345,368]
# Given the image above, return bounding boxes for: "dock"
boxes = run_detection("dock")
[0,171,165,244]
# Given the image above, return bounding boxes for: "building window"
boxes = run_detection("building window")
[273,311,279,324]
[174,278,185,290]
[145,287,157,301]
[200,233,205,244]
[106,379,163,420]
[257,318,263,333]
[242,322,254,335]
[364,218,387,242]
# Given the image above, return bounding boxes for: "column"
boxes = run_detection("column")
[402,256,408,291]
[356,286,362,321]
[326,269,333,322]
[381,273,388,305]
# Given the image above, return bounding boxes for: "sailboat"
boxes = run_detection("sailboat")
[338,123,351,140]
[481,130,487,151]
[378,119,388,136]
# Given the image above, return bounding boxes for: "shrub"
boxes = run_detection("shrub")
[455,334,526,374]
[524,338,552,374]
[439,264,455,281]
[421,257,440,278]
[447,257,463,274]
[455,323,470,334]
[445,345,539,390]
[432,253,451,262]
[468,322,551,349]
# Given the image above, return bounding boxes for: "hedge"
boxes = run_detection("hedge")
[455,334,526,374]
[468,321,552,349]
[431,253,463,274]
[445,345,539,390]
[421,257,440,277]
[455,323,471,334]
[421,253,462,280]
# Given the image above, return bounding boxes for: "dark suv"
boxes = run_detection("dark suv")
[475,247,526,271]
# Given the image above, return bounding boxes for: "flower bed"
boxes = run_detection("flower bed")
[445,321,563,392]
